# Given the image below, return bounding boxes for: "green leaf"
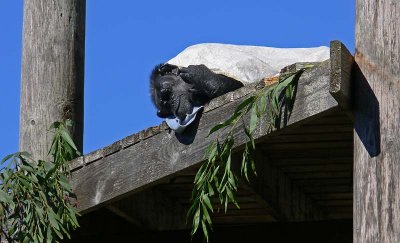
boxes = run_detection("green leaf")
[207,182,215,196]
[201,219,209,242]
[202,194,213,212]
[35,205,45,221]
[46,227,52,242]
[48,210,60,230]
[19,176,33,190]
[234,96,256,114]
[207,143,218,162]
[192,207,201,235]
[202,203,212,225]
[53,227,64,239]
[20,164,35,173]
[208,111,243,136]
[249,104,259,134]
[208,123,226,136]
[59,174,72,192]
[1,153,15,164]
[250,156,257,176]
[68,208,80,227]
[244,127,255,149]
[0,190,10,203]
[60,129,78,151]
[23,235,30,243]
[260,94,267,113]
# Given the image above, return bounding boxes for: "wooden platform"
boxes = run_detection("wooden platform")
[69,41,354,233]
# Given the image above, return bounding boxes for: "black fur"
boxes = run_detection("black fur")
[150,63,243,120]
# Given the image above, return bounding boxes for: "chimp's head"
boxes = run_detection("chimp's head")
[150,64,194,120]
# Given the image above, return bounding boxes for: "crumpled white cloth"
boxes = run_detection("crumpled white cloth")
[165,106,203,134]
[164,43,330,132]
[168,43,330,84]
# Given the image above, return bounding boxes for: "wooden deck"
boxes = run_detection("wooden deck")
[69,41,354,233]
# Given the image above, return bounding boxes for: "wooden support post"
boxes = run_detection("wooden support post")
[354,1,400,242]
[19,1,86,159]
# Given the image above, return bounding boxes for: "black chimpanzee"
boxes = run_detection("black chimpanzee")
[150,63,243,120]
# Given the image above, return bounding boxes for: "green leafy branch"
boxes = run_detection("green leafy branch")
[0,120,80,243]
[188,68,309,242]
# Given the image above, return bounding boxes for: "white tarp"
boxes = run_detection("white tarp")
[168,43,330,84]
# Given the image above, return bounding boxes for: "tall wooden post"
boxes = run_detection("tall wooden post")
[20,1,85,159]
[354,1,400,242]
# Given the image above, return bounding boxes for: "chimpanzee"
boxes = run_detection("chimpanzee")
[150,63,243,120]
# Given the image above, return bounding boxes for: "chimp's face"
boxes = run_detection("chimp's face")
[151,73,194,120]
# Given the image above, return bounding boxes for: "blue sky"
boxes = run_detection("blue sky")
[0,0,354,159]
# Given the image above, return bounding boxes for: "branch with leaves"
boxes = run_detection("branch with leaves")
[188,68,310,241]
[0,120,80,243]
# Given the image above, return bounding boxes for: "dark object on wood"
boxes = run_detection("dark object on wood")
[354,0,400,242]
[150,63,243,120]
[19,0,86,159]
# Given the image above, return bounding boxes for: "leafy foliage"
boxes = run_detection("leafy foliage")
[0,120,80,242]
[188,68,309,241]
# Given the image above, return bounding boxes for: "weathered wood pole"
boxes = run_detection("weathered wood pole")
[354,0,400,242]
[20,1,85,159]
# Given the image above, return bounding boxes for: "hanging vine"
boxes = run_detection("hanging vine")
[188,67,311,241]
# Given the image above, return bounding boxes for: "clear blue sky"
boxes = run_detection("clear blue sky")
[0,0,354,159]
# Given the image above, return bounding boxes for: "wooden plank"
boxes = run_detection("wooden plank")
[71,60,338,213]
[288,171,352,180]
[310,192,353,201]
[280,164,352,173]
[253,150,282,220]
[264,133,352,143]
[213,215,275,224]
[354,1,400,242]
[285,125,353,134]
[112,188,187,231]
[303,185,352,194]
[212,209,270,217]
[316,200,353,207]
[251,150,325,221]
[106,205,143,228]
[262,141,353,150]
[274,157,352,166]
[329,40,354,113]
[294,178,352,187]
[20,0,85,160]
[264,149,353,158]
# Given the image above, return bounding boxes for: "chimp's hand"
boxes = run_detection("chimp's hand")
[179,64,243,99]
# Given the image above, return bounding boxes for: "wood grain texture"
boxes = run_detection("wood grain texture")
[20,0,85,160]
[354,0,400,242]
[71,60,339,213]
[330,40,354,113]
[253,149,326,222]
[111,188,187,230]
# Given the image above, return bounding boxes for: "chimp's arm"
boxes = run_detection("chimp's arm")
[178,64,243,99]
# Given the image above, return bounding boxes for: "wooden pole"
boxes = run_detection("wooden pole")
[354,0,400,242]
[20,1,85,160]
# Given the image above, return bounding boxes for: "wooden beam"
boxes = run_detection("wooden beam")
[106,205,143,227]
[20,0,85,159]
[251,150,325,221]
[329,40,354,114]
[110,188,187,231]
[354,1,400,242]
[71,60,340,213]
